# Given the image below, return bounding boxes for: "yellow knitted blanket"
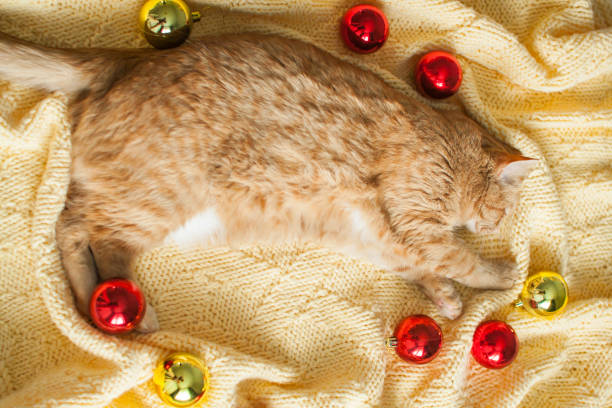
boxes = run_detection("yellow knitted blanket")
[1,0,611,407]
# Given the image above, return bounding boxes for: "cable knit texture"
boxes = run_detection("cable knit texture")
[0,1,611,407]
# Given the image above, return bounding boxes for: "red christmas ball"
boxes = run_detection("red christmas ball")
[393,315,443,364]
[471,320,519,369]
[89,278,146,334]
[340,4,389,54]
[415,51,462,99]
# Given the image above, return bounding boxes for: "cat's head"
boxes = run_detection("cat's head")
[452,116,537,233]
[461,152,537,233]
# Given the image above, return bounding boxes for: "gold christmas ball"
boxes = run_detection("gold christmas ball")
[153,352,210,407]
[514,271,569,319]
[139,0,201,49]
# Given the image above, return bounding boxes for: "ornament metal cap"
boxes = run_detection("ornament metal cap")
[385,336,398,348]
[514,271,569,319]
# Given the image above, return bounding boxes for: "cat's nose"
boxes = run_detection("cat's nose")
[465,219,478,233]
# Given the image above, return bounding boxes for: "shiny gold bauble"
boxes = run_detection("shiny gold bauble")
[139,0,201,49]
[514,271,569,319]
[153,352,210,407]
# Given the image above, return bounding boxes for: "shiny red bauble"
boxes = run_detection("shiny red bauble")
[471,320,519,369]
[340,4,389,54]
[415,51,462,99]
[393,315,443,364]
[89,278,146,334]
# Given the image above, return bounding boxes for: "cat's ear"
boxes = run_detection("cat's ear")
[494,153,538,186]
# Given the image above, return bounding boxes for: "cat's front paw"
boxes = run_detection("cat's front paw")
[484,259,519,289]
[418,276,464,320]
[436,296,463,320]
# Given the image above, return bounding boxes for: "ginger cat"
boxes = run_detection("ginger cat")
[0,32,536,332]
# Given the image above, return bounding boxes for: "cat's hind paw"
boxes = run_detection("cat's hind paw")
[135,302,160,333]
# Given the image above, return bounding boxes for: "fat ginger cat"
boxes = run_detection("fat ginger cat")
[0,32,536,332]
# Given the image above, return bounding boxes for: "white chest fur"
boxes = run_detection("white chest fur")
[163,205,390,270]
[164,207,226,247]
[340,208,389,269]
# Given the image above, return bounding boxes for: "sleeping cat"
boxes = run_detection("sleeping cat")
[0,32,536,332]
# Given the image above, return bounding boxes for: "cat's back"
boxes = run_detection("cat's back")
[68,33,462,230]
[71,34,423,170]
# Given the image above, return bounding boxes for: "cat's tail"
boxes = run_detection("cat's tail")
[0,32,138,94]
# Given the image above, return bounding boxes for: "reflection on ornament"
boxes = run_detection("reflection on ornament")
[386,314,442,364]
[471,320,518,369]
[154,352,210,407]
[514,271,569,319]
[340,4,389,53]
[415,51,462,99]
[139,0,201,49]
[89,278,146,334]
